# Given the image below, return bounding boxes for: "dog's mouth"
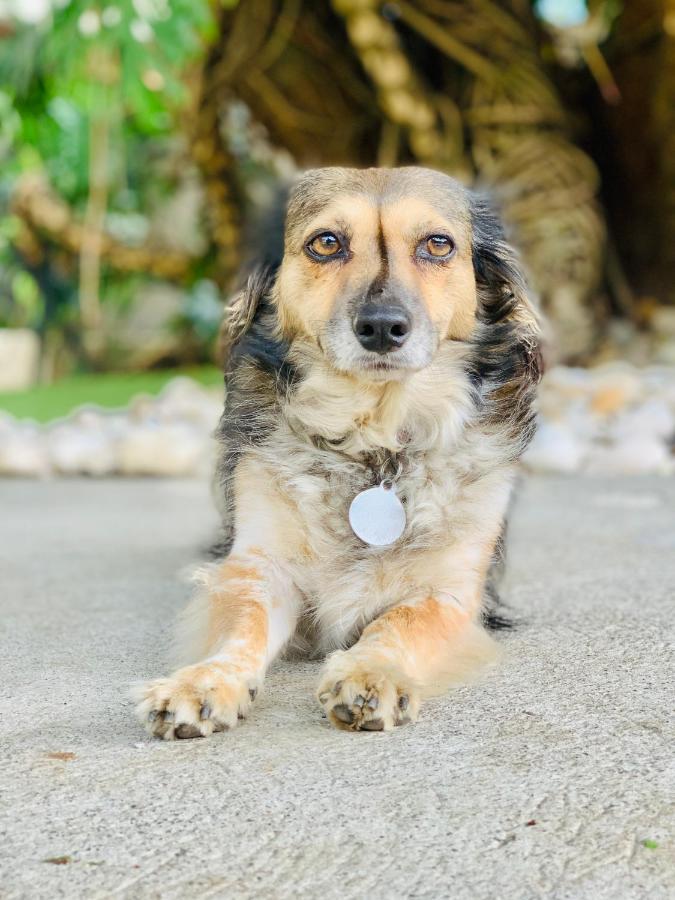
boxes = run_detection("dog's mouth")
[347,350,425,381]
[360,356,403,371]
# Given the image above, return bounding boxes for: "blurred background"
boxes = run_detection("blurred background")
[0,0,674,477]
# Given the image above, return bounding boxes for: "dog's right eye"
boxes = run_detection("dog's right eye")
[306,232,343,260]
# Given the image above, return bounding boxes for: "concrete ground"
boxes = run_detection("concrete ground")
[0,476,673,900]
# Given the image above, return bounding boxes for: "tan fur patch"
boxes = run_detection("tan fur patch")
[205,572,268,661]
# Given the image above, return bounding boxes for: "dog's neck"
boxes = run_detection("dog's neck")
[282,339,476,459]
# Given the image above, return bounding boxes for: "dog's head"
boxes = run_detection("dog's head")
[226,166,539,382]
[276,167,479,379]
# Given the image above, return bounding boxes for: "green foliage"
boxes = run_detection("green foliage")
[0,365,222,423]
[0,0,217,346]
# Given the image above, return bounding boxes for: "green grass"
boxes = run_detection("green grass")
[0,366,223,423]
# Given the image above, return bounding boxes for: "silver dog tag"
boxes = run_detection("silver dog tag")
[349,481,406,547]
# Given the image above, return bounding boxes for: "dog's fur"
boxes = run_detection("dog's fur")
[134,167,541,737]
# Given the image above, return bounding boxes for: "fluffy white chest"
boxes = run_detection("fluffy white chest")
[266,438,471,649]
[248,360,513,649]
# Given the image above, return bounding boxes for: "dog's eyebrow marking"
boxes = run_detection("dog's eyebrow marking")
[375,214,389,286]
[365,213,389,298]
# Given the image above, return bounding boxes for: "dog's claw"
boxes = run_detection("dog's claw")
[354,694,366,708]
[367,696,379,710]
[199,704,211,720]
[398,694,409,711]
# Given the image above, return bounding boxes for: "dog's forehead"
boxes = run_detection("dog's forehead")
[286,167,471,240]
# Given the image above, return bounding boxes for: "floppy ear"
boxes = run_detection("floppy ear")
[218,268,275,367]
[470,194,540,334]
[218,184,290,367]
[469,194,543,392]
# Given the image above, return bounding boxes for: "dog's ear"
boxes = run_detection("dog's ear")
[470,194,539,334]
[218,184,290,366]
[469,194,543,386]
[218,268,275,366]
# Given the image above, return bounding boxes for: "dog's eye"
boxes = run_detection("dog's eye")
[424,235,455,258]
[307,232,342,259]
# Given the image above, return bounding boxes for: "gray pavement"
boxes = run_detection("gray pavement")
[0,476,673,899]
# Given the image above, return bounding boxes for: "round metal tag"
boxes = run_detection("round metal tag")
[348,482,406,547]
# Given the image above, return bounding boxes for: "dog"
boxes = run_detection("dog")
[134,166,542,737]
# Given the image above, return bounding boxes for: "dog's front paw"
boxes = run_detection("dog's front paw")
[133,662,259,740]
[317,652,419,732]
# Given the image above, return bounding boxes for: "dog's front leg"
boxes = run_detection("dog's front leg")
[135,550,300,739]
[317,542,499,732]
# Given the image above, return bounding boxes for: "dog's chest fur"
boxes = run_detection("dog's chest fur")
[246,355,514,651]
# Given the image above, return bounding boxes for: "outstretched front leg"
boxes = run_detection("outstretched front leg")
[135,550,300,739]
[317,538,500,732]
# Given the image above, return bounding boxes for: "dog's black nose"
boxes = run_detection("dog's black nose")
[353,304,411,353]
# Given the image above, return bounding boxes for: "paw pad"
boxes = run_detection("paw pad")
[317,665,418,732]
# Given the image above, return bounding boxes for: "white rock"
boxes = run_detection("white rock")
[640,369,675,413]
[47,420,117,476]
[609,400,675,443]
[587,365,644,417]
[127,393,159,423]
[153,377,222,428]
[586,438,673,476]
[0,423,50,476]
[117,421,210,476]
[540,365,591,398]
[523,421,587,473]
[561,401,602,442]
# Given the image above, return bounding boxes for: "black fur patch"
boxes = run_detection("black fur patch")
[470,194,524,324]
[229,297,296,389]
[215,260,298,555]
[467,195,542,454]
[482,529,515,630]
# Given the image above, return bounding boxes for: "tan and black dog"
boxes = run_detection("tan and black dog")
[134,166,542,737]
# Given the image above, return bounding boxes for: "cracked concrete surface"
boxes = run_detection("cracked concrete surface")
[0,476,673,899]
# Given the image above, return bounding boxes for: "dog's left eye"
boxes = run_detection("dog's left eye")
[419,234,456,260]
[307,232,343,259]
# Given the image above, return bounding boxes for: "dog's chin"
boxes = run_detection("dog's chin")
[326,349,432,382]
[353,357,412,382]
